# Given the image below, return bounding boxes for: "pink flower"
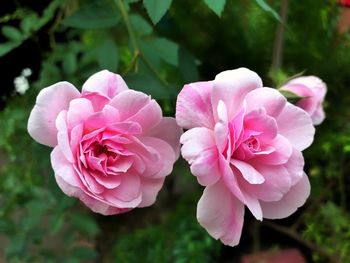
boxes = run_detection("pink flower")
[28,70,182,215]
[176,68,315,246]
[280,76,327,125]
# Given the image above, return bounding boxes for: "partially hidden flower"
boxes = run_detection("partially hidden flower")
[176,68,315,246]
[28,70,182,215]
[280,76,327,125]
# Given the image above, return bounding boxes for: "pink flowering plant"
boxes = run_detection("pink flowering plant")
[176,68,315,245]
[280,76,327,125]
[28,70,182,215]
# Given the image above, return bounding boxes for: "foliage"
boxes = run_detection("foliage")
[0,0,350,262]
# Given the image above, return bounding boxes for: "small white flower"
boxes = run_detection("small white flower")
[14,76,29,95]
[22,68,32,77]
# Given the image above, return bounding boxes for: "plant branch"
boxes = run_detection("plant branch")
[262,221,340,263]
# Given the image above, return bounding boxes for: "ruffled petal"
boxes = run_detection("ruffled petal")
[138,178,165,207]
[82,70,128,99]
[212,68,263,121]
[176,81,215,129]
[261,173,310,219]
[28,82,80,147]
[197,180,245,246]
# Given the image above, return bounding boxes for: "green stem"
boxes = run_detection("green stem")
[115,0,139,53]
[115,0,168,87]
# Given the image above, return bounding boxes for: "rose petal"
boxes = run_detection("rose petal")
[138,178,165,207]
[197,179,245,246]
[109,90,162,132]
[28,82,80,147]
[231,159,265,184]
[82,70,128,99]
[176,81,215,129]
[145,117,183,158]
[212,68,263,121]
[261,173,310,219]
[276,103,315,151]
[245,87,287,118]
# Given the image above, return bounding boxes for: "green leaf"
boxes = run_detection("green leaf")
[279,90,302,104]
[71,246,98,260]
[143,0,173,24]
[130,14,153,36]
[70,213,99,236]
[98,38,119,71]
[146,38,178,66]
[63,52,77,75]
[62,1,120,29]
[2,26,23,41]
[125,73,171,99]
[178,47,199,83]
[0,41,21,57]
[203,0,226,16]
[254,0,281,21]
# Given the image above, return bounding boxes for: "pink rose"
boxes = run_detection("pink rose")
[280,76,327,125]
[28,70,182,215]
[176,68,315,246]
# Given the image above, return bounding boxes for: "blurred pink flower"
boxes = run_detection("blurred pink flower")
[281,76,327,125]
[241,249,307,263]
[176,68,314,246]
[28,70,182,215]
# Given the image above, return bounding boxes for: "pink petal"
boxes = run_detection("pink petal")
[245,88,287,118]
[138,178,165,207]
[212,68,263,121]
[81,92,110,112]
[139,137,177,178]
[197,179,245,246]
[231,159,264,184]
[56,111,74,163]
[104,174,142,208]
[312,107,325,125]
[261,173,310,219]
[283,148,304,186]
[67,98,95,129]
[254,135,293,165]
[176,81,215,129]
[28,82,80,147]
[51,146,82,188]
[244,163,292,202]
[109,90,162,132]
[82,70,128,99]
[276,103,315,151]
[55,175,128,215]
[180,127,216,164]
[190,148,221,186]
[145,117,183,158]
[84,105,119,131]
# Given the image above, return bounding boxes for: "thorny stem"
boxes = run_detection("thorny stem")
[115,0,168,86]
[262,221,340,263]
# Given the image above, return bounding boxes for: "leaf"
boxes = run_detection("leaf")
[63,52,77,75]
[130,14,153,36]
[125,73,171,99]
[143,0,173,24]
[254,0,281,21]
[0,41,21,57]
[144,38,178,66]
[178,47,199,83]
[71,246,98,260]
[1,26,23,41]
[98,38,119,71]
[203,0,226,16]
[62,1,120,29]
[279,90,302,104]
[70,213,99,236]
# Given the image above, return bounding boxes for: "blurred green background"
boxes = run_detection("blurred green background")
[1,0,350,262]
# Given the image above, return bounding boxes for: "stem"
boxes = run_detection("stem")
[115,0,168,86]
[263,221,340,263]
[140,53,168,86]
[115,0,139,53]
[271,0,289,70]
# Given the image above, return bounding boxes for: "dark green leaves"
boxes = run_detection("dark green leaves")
[2,26,23,41]
[62,1,120,29]
[254,0,281,21]
[98,38,119,71]
[143,0,173,24]
[179,47,199,83]
[203,0,226,16]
